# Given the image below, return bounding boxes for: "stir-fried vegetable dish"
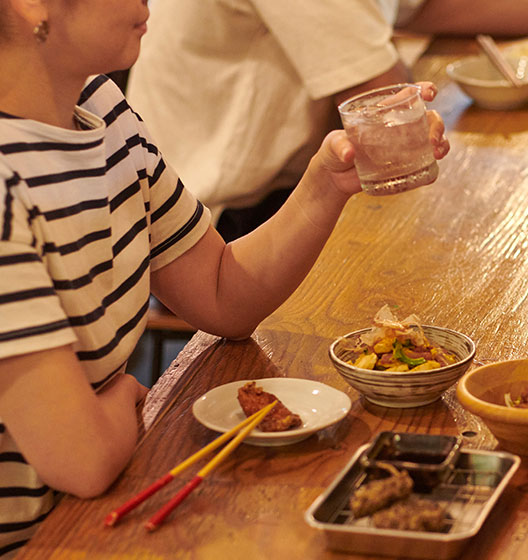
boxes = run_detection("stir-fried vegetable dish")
[343,305,457,372]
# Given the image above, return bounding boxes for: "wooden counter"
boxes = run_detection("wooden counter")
[17,38,528,560]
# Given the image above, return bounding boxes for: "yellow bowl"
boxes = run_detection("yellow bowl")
[457,359,528,455]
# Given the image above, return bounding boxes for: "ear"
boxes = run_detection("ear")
[9,0,48,28]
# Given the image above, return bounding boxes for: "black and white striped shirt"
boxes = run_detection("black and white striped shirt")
[0,75,210,557]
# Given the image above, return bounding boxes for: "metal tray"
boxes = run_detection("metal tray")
[305,440,520,559]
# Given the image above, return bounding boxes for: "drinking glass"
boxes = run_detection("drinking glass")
[338,83,439,196]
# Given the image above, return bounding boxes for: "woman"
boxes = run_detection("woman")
[0,0,449,557]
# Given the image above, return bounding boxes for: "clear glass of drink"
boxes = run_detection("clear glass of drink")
[338,83,439,196]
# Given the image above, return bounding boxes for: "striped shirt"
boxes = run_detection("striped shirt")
[0,75,210,557]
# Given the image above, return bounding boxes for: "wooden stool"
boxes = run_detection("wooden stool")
[146,297,196,385]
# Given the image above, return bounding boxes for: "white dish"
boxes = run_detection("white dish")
[192,378,351,447]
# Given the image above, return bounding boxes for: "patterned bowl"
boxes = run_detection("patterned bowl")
[457,359,528,455]
[329,325,476,408]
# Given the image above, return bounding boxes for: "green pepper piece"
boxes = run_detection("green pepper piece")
[393,340,426,366]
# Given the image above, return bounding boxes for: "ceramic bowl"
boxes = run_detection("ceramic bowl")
[446,55,528,110]
[457,359,528,455]
[329,325,476,408]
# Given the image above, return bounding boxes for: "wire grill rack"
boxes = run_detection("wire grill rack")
[329,464,501,533]
[305,442,520,560]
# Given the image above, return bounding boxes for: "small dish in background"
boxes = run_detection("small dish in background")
[446,55,528,110]
[457,359,528,455]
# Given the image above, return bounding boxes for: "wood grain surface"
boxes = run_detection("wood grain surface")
[16,38,528,560]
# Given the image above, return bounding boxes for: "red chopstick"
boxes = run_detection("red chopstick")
[104,400,277,528]
[144,400,277,531]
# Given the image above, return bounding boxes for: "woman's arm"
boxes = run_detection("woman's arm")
[0,345,148,498]
[152,108,449,339]
[152,130,358,339]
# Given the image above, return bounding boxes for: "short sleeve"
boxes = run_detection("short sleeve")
[87,76,213,273]
[147,160,211,272]
[250,0,399,99]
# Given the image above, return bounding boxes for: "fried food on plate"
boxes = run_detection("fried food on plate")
[237,381,302,432]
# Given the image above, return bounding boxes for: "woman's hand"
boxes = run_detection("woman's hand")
[427,109,450,160]
[417,82,450,160]
[99,372,149,404]
[314,81,450,197]
[310,130,362,198]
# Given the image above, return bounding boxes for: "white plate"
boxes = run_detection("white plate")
[192,378,352,447]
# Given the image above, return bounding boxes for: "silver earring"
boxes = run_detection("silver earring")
[33,21,49,43]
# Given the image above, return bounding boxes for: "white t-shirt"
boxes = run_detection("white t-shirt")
[0,75,210,557]
[376,0,428,26]
[128,0,399,222]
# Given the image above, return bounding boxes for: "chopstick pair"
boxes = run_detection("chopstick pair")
[104,400,277,531]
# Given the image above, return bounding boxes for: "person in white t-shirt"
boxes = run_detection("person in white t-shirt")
[127,0,414,241]
[129,0,528,241]
[0,0,448,557]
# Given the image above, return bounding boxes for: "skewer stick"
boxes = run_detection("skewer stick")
[144,400,277,532]
[104,401,276,527]
[476,34,523,87]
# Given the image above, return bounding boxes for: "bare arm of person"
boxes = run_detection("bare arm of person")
[152,131,357,339]
[0,345,148,498]
[333,60,413,107]
[152,92,448,339]
[152,134,353,340]
[401,0,528,37]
